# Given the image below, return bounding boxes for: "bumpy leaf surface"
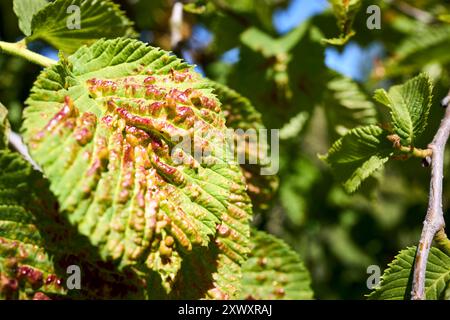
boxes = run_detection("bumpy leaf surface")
[22,38,252,296]
[27,0,137,53]
[240,230,313,299]
[368,246,450,300]
[321,125,393,193]
[373,73,433,146]
[0,150,67,300]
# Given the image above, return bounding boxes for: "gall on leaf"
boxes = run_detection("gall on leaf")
[22,38,252,297]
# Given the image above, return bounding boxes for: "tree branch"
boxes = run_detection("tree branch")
[170,1,184,50]
[0,40,56,68]
[391,0,435,24]
[411,90,450,300]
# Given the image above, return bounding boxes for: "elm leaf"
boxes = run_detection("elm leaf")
[0,150,67,300]
[373,73,433,146]
[22,38,252,296]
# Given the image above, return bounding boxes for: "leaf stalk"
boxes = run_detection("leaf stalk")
[0,40,56,68]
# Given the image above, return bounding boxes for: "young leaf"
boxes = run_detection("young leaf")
[320,125,393,193]
[22,38,252,295]
[0,150,67,300]
[27,0,137,54]
[323,0,361,45]
[373,73,433,146]
[368,246,450,300]
[13,0,48,37]
[0,103,10,149]
[240,230,313,300]
[209,80,279,212]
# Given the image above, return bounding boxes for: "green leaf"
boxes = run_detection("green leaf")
[13,0,48,37]
[1,109,153,300]
[22,38,252,296]
[368,246,450,300]
[373,73,433,146]
[325,75,378,138]
[209,80,279,212]
[0,150,67,299]
[321,125,393,193]
[0,103,10,149]
[324,0,361,45]
[240,23,309,58]
[240,230,313,299]
[27,0,137,54]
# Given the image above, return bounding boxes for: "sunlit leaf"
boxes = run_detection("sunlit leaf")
[22,38,252,296]
[373,73,433,146]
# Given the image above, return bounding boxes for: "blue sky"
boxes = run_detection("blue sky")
[273,0,329,34]
[195,0,382,81]
[36,0,382,82]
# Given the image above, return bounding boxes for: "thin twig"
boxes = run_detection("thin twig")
[8,131,42,172]
[411,90,450,300]
[170,1,184,50]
